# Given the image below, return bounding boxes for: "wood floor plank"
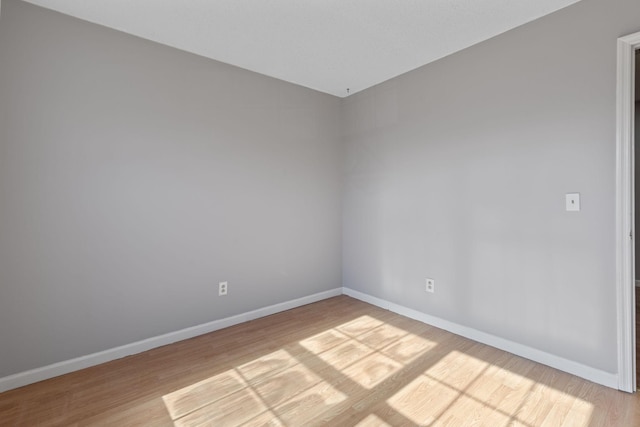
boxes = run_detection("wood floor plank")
[1,295,639,426]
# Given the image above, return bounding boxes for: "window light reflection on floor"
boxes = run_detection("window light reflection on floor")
[161,314,594,426]
[162,315,435,425]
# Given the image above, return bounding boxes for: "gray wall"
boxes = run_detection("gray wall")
[0,0,342,377]
[343,0,640,374]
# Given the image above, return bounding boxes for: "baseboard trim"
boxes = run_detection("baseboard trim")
[0,288,342,393]
[342,287,619,390]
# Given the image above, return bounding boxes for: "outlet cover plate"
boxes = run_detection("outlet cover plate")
[425,278,435,293]
[219,281,228,296]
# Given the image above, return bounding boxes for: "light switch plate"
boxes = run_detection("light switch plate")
[566,193,580,211]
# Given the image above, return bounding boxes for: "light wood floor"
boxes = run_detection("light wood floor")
[1,296,639,426]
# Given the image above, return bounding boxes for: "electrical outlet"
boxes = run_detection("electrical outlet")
[425,278,435,293]
[219,281,228,296]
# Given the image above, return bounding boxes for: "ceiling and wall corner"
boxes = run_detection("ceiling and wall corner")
[21,0,583,97]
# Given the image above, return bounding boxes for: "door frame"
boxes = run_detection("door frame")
[616,31,639,393]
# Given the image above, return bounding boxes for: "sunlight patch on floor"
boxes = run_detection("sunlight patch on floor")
[161,311,597,426]
[163,315,442,426]
[162,369,247,420]
[162,346,349,426]
[386,350,594,426]
[355,413,394,426]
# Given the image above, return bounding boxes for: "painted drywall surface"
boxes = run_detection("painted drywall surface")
[343,0,640,373]
[0,0,342,377]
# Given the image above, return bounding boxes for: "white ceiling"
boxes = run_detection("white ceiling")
[22,0,582,97]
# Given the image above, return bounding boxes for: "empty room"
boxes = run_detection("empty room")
[2,0,640,425]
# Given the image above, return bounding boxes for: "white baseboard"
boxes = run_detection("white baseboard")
[342,287,619,390]
[0,288,342,393]
[1,286,619,394]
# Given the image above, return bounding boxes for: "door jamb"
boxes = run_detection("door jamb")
[616,31,639,393]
